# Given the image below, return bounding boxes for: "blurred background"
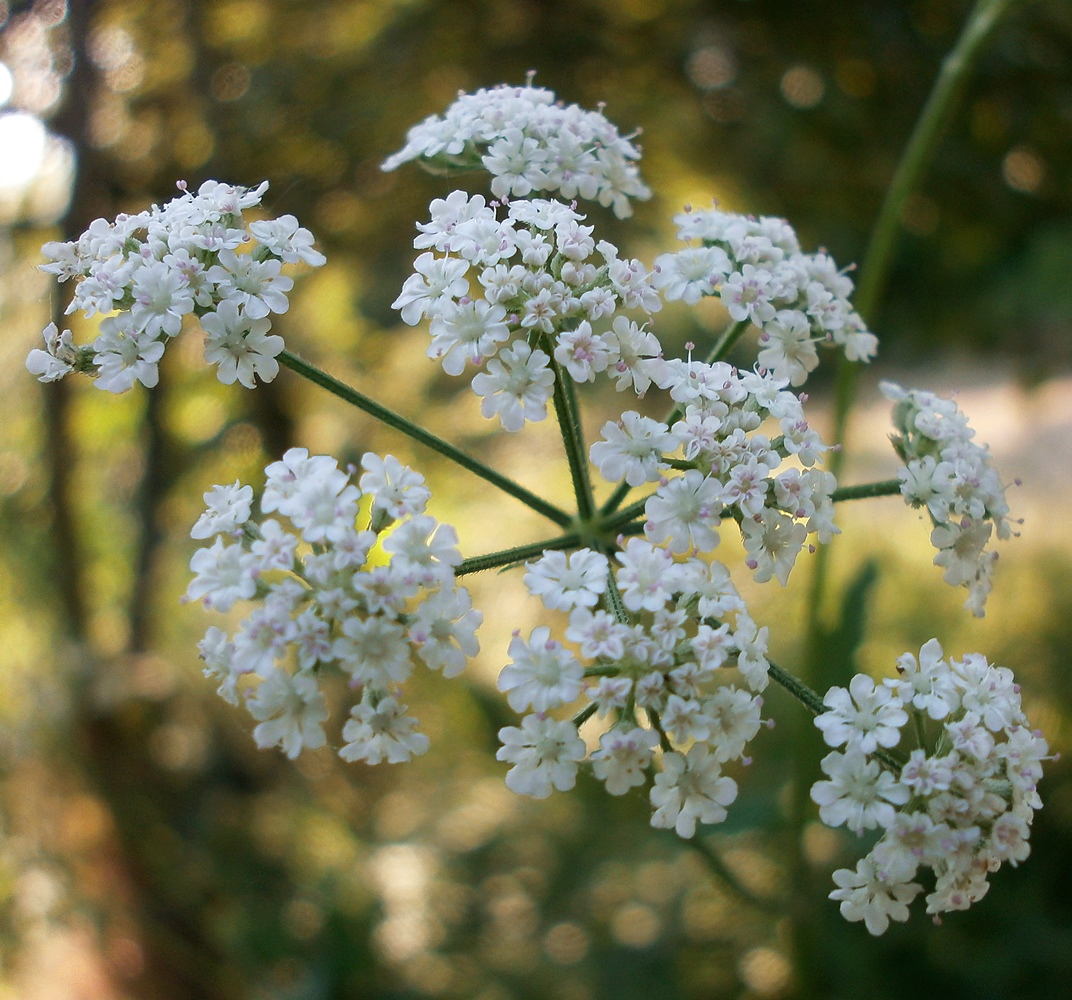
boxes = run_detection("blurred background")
[1,0,1071,997]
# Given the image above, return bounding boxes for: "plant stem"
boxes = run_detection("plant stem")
[456,533,582,576]
[547,351,597,523]
[803,0,1026,726]
[829,0,1027,476]
[767,660,827,717]
[707,318,751,365]
[830,479,902,502]
[278,349,572,528]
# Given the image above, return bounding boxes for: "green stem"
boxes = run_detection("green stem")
[603,497,649,531]
[455,533,582,577]
[707,318,751,365]
[828,0,1027,477]
[547,352,597,523]
[278,350,572,528]
[602,563,630,624]
[767,660,827,717]
[830,479,902,502]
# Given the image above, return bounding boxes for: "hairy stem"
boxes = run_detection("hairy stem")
[830,479,902,502]
[547,352,597,523]
[456,533,582,576]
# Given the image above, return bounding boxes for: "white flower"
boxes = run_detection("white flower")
[703,686,764,762]
[604,315,663,394]
[815,673,908,754]
[383,84,650,218]
[829,856,921,936]
[811,751,910,835]
[650,744,738,838]
[554,321,611,383]
[209,249,294,318]
[497,715,587,799]
[232,603,295,677]
[406,586,482,678]
[899,455,956,521]
[414,192,493,252]
[392,252,470,326]
[381,515,462,581]
[246,668,328,759]
[26,322,79,382]
[287,474,362,545]
[483,128,548,199]
[660,694,712,744]
[93,315,166,393]
[566,608,630,661]
[191,480,255,539]
[591,726,659,795]
[248,214,326,266]
[359,453,430,520]
[586,675,633,716]
[615,538,681,613]
[199,626,241,705]
[201,299,285,388]
[757,308,818,386]
[886,638,959,720]
[498,626,584,712]
[186,536,258,612]
[741,509,808,586]
[720,264,777,325]
[590,411,675,486]
[523,548,609,611]
[652,246,730,304]
[130,259,195,338]
[333,615,412,689]
[644,470,723,554]
[339,692,429,764]
[471,340,555,432]
[731,614,770,692]
[261,447,341,517]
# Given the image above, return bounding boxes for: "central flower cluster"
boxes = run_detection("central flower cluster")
[592,361,837,586]
[393,194,663,430]
[497,545,771,838]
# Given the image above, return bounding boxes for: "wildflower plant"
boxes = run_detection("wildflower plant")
[28,1,1050,939]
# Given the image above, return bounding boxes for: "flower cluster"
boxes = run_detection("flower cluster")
[394,193,662,429]
[27,81,1043,939]
[592,362,837,585]
[812,638,1047,934]
[497,545,771,838]
[659,206,878,385]
[882,382,1014,616]
[26,180,324,392]
[381,82,651,218]
[186,448,482,763]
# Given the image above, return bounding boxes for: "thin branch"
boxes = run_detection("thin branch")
[278,349,572,527]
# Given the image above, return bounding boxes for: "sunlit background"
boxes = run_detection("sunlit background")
[1,0,1071,997]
